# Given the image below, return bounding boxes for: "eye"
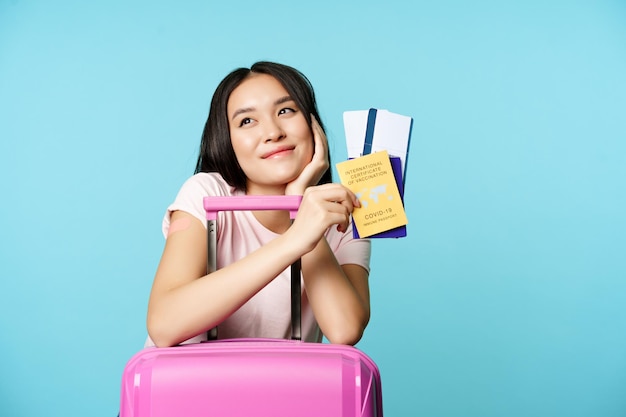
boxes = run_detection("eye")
[278,107,297,116]
[238,117,253,127]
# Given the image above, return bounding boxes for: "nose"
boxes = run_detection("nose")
[263,117,285,142]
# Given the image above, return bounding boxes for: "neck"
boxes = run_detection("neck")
[245,182,286,196]
[245,183,291,234]
[252,209,292,234]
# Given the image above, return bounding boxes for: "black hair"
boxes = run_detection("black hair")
[194,61,332,191]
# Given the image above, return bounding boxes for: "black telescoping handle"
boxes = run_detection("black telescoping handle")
[203,195,303,341]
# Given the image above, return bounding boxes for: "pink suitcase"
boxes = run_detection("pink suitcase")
[119,196,383,417]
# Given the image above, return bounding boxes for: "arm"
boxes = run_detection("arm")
[147,209,304,347]
[147,183,368,347]
[147,182,364,348]
[302,242,370,345]
[289,185,371,345]
[284,117,371,345]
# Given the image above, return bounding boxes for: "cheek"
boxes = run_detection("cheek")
[230,133,252,161]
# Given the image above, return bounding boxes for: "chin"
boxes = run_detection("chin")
[269,169,302,184]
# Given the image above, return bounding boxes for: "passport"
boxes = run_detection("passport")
[336,151,408,238]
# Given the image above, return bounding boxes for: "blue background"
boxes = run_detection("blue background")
[1,1,625,416]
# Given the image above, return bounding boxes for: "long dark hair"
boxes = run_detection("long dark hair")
[194,61,332,191]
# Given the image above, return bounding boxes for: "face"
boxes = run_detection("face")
[227,73,314,194]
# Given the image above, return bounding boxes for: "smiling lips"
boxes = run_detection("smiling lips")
[262,146,295,159]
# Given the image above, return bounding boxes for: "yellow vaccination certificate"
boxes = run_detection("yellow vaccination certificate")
[336,151,408,238]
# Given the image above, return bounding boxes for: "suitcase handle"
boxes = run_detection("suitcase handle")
[203,195,303,341]
[203,195,302,220]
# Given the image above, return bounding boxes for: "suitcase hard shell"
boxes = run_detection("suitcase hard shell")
[119,195,383,416]
[120,339,382,417]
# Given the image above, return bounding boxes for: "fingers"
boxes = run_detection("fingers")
[304,183,357,210]
[285,116,330,196]
[290,184,358,249]
[311,115,329,165]
[302,184,360,233]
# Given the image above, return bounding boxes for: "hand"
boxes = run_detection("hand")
[285,115,330,196]
[287,183,360,253]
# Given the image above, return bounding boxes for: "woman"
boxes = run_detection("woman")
[146,62,371,347]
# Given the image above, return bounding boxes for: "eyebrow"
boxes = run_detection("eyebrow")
[230,95,295,121]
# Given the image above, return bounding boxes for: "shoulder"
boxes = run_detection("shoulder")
[162,173,238,236]
[325,223,371,273]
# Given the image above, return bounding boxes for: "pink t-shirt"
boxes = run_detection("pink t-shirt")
[145,172,371,346]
